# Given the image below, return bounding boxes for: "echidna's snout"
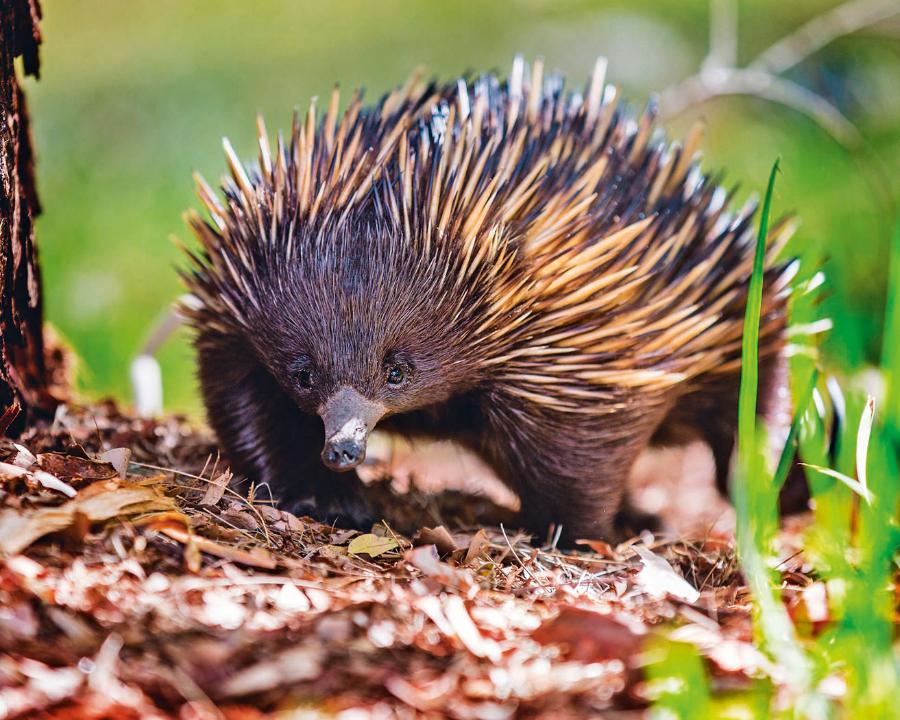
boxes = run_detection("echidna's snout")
[319,386,385,472]
[323,434,364,471]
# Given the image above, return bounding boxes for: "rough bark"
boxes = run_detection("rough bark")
[0,0,54,435]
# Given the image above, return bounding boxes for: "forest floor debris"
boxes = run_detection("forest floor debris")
[0,403,837,718]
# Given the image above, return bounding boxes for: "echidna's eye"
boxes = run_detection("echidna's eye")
[290,355,315,391]
[386,365,405,386]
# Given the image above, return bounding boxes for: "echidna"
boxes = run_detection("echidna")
[181,57,797,542]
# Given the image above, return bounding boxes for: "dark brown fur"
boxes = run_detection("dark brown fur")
[183,59,800,543]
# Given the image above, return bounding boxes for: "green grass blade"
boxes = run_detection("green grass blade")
[772,368,819,491]
[737,159,779,453]
[882,220,900,434]
[734,159,819,711]
[646,640,712,719]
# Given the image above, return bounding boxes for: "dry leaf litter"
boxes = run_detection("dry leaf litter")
[0,402,825,718]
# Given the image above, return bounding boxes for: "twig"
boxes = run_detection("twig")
[705,0,738,70]
[660,67,861,146]
[133,460,272,547]
[500,522,547,590]
[750,0,900,75]
[659,0,900,148]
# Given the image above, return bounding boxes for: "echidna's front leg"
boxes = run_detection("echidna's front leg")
[481,400,655,544]
[197,334,374,527]
[515,467,630,544]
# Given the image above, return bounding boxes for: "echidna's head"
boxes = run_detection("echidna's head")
[239,221,479,472]
[185,86,534,476]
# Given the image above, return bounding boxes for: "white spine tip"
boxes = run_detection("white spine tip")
[457,79,471,120]
[510,55,525,99]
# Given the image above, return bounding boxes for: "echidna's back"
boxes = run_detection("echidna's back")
[377,57,797,410]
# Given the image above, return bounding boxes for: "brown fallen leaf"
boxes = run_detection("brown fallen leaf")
[215,644,324,698]
[576,538,620,560]
[463,528,490,565]
[131,510,192,527]
[200,470,233,506]
[76,482,176,520]
[279,509,304,532]
[329,528,357,545]
[384,673,457,711]
[152,521,277,570]
[317,544,348,559]
[532,606,644,665]
[412,525,458,556]
[0,481,176,555]
[406,545,472,588]
[37,452,118,482]
[0,402,20,436]
[256,504,281,522]
[0,507,74,556]
[98,448,132,480]
[443,595,501,662]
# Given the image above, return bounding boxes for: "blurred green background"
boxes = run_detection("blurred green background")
[25,0,899,415]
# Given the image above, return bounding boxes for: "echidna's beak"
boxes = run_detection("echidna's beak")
[319,386,385,472]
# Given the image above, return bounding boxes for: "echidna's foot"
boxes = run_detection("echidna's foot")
[512,510,618,549]
[512,501,658,548]
[282,473,377,530]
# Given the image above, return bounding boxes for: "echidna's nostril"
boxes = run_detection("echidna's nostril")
[322,436,366,471]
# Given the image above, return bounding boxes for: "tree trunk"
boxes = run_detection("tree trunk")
[0,0,54,436]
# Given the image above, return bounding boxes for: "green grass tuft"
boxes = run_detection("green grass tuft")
[655,164,900,718]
